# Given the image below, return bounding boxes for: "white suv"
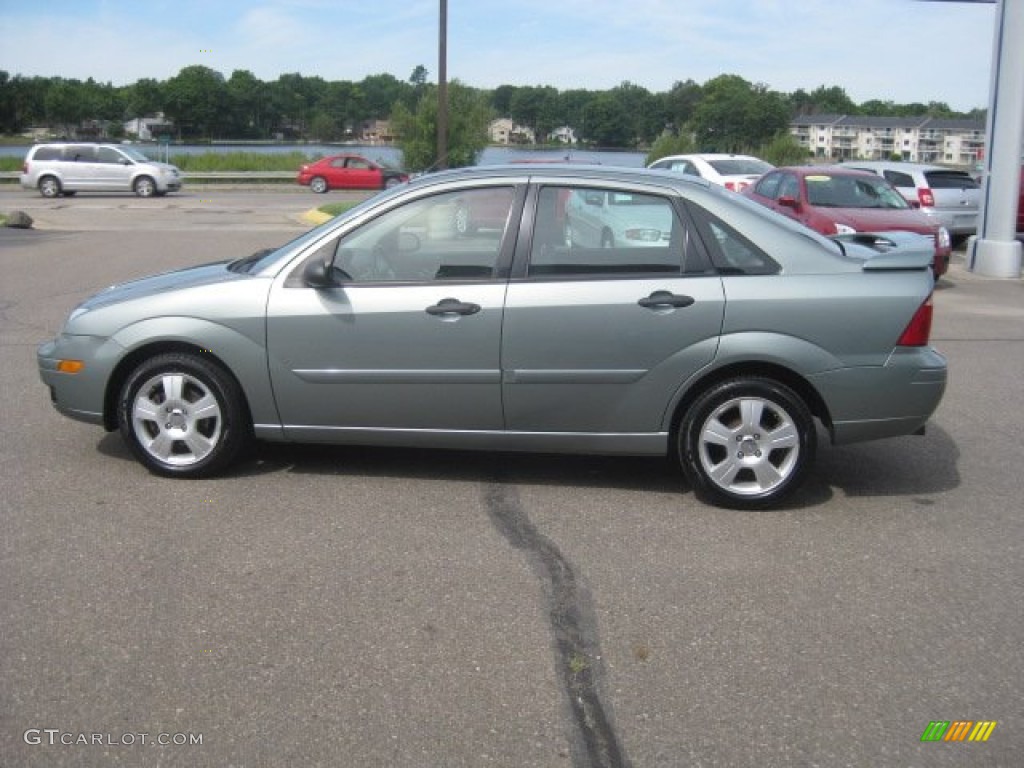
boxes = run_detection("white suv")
[840,161,979,242]
[20,143,183,198]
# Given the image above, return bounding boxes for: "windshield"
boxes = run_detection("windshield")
[805,174,909,209]
[709,158,773,176]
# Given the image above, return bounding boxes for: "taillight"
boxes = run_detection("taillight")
[724,181,737,192]
[897,295,934,346]
[917,187,935,207]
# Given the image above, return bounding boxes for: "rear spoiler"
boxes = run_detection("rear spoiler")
[831,232,934,271]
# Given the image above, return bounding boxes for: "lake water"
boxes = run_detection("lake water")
[0,142,647,167]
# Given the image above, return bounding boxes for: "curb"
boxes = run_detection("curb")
[300,209,334,226]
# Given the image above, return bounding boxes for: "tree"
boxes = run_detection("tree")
[125,78,164,118]
[663,79,702,130]
[225,70,266,138]
[691,74,790,152]
[757,132,808,165]
[163,65,228,138]
[392,80,491,170]
[646,132,697,165]
[807,85,857,115]
[581,93,631,147]
[510,86,559,143]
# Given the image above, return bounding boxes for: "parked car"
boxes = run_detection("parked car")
[743,166,951,275]
[647,153,774,192]
[296,154,409,192]
[841,161,980,243]
[20,143,183,198]
[37,165,946,509]
[565,188,672,247]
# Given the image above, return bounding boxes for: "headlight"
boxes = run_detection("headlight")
[834,223,857,235]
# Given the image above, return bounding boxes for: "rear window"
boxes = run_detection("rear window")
[29,146,63,161]
[924,171,979,190]
[707,158,773,176]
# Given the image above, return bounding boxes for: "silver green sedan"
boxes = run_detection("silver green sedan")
[37,166,946,509]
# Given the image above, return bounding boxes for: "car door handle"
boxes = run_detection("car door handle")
[638,291,695,309]
[426,298,481,316]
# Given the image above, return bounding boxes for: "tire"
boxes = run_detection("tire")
[310,176,328,194]
[134,176,157,197]
[384,176,402,189]
[117,352,249,478]
[39,176,62,198]
[678,377,815,509]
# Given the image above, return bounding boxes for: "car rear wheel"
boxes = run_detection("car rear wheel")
[310,176,328,194]
[39,176,62,198]
[384,177,402,189]
[117,352,248,478]
[679,377,815,509]
[134,176,157,197]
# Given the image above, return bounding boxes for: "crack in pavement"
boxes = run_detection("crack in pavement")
[483,483,629,768]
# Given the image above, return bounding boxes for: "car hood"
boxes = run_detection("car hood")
[76,261,243,313]
[824,207,935,234]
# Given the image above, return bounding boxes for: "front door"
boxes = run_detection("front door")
[266,185,519,437]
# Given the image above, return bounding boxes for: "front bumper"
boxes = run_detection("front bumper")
[38,335,122,427]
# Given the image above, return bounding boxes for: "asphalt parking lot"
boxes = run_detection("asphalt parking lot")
[1,187,1022,767]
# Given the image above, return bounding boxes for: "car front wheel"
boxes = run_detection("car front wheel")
[134,176,157,197]
[310,176,328,193]
[679,377,815,509]
[117,352,248,477]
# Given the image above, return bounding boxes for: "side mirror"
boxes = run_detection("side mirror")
[303,258,337,288]
[778,195,800,210]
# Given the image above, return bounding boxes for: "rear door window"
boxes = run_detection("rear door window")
[533,185,697,277]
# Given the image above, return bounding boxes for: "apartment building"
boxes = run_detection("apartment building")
[791,114,985,166]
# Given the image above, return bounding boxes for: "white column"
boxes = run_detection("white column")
[968,0,1023,278]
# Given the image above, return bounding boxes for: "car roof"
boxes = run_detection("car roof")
[771,165,879,178]
[409,163,715,191]
[840,161,960,173]
[653,153,762,162]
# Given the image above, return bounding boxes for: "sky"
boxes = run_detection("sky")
[0,0,999,113]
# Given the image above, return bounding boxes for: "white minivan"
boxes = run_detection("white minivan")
[20,143,183,198]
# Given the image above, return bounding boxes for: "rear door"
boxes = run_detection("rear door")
[60,145,97,189]
[501,182,725,435]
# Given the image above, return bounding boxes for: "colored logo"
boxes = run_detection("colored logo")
[921,720,997,742]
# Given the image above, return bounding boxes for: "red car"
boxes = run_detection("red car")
[744,166,951,276]
[296,154,409,193]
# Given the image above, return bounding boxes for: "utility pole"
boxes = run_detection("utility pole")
[437,0,448,170]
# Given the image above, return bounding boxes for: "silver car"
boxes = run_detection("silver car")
[20,142,183,198]
[37,166,946,509]
[841,161,979,242]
